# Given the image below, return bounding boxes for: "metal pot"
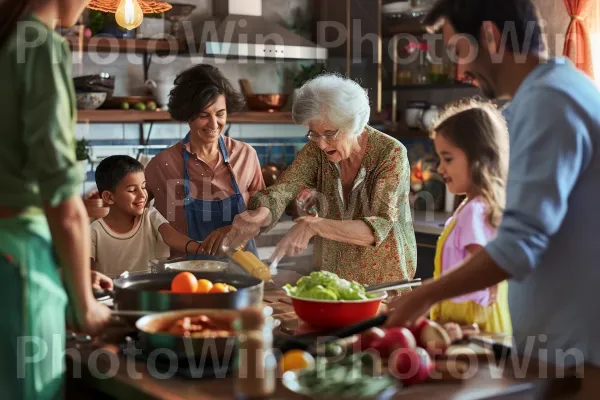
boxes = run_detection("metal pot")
[134,308,240,360]
[112,271,264,319]
[246,94,289,112]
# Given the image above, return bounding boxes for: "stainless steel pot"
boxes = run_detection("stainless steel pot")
[112,271,264,320]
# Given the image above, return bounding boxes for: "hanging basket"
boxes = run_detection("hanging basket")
[88,0,173,14]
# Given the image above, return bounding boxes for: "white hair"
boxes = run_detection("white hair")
[292,73,370,136]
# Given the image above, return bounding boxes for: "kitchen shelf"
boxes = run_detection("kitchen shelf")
[67,36,185,54]
[386,83,480,91]
[384,22,428,37]
[76,110,295,124]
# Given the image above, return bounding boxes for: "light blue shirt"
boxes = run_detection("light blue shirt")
[486,57,600,367]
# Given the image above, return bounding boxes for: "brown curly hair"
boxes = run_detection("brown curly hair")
[168,64,246,122]
[430,98,509,228]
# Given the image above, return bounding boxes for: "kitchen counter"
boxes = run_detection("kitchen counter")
[65,269,580,400]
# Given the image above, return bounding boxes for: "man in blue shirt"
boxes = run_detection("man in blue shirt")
[387,0,600,374]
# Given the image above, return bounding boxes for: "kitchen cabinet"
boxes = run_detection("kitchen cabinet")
[414,231,438,280]
[313,0,380,60]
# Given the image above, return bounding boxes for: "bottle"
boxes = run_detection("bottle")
[235,307,277,400]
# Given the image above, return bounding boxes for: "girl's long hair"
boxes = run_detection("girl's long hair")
[0,1,36,50]
[430,98,509,228]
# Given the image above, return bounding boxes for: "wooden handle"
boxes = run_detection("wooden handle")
[239,79,254,96]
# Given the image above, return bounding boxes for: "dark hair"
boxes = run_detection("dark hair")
[95,155,144,194]
[0,1,34,50]
[424,0,546,55]
[168,64,245,122]
[430,99,509,228]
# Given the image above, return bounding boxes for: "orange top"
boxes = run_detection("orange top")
[145,136,265,241]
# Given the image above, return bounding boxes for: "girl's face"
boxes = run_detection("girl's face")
[434,132,472,196]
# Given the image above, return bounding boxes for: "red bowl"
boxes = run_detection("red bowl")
[289,292,388,329]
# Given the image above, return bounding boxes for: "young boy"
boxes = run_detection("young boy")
[91,155,201,277]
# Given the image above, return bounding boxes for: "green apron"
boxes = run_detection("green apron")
[0,211,67,400]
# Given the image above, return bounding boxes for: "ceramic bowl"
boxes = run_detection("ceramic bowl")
[76,92,107,110]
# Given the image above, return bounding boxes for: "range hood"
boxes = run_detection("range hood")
[204,0,327,60]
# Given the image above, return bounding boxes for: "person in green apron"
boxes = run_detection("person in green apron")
[0,1,111,399]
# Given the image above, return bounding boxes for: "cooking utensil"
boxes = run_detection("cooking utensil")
[239,79,254,96]
[112,271,264,322]
[288,291,388,329]
[364,278,422,293]
[134,308,239,359]
[246,94,289,112]
[164,260,228,273]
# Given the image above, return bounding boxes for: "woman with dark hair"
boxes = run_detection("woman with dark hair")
[145,64,265,259]
[0,0,111,398]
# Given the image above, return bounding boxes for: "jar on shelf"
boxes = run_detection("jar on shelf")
[404,41,431,85]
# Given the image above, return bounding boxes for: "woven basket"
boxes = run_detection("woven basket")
[88,0,172,14]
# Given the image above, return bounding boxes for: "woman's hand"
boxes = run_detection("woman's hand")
[198,225,232,257]
[91,270,113,290]
[271,219,319,262]
[224,208,272,252]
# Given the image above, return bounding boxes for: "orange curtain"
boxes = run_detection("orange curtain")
[563,0,594,79]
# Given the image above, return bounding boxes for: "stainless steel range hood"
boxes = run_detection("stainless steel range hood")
[204,0,327,60]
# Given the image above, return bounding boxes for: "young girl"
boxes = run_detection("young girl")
[429,99,512,334]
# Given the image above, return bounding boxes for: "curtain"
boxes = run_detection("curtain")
[563,0,594,79]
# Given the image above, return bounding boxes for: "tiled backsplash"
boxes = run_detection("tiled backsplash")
[78,121,308,192]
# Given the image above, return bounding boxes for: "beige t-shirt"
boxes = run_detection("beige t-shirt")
[91,207,170,277]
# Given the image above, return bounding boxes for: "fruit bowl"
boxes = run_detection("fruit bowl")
[289,291,388,329]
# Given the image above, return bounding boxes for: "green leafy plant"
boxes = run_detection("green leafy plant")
[76,139,90,161]
[291,64,326,88]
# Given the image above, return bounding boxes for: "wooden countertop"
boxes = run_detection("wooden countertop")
[64,270,578,399]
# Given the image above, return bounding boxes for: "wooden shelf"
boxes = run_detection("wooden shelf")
[76,110,295,124]
[67,37,185,54]
[386,82,480,91]
[384,23,428,37]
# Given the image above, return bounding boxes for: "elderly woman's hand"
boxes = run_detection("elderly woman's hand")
[224,208,272,252]
[270,218,320,263]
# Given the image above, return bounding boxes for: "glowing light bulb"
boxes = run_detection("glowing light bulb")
[115,0,144,30]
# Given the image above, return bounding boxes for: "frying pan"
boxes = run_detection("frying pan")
[112,271,264,323]
[132,308,240,360]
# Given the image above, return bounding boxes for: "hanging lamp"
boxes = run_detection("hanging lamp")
[88,0,172,30]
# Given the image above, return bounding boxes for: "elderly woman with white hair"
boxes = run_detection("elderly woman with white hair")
[226,74,417,285]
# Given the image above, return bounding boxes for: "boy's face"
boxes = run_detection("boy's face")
[102,171,148,217]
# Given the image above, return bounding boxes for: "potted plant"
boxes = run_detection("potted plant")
[286,63,326,110]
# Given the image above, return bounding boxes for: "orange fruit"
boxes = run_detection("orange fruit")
[280,350,314,372]
[196,279,213,294]
[171,272,198,293]
[209,283,230,293]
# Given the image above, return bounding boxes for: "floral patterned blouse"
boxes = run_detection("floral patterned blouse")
[248,126,417,285]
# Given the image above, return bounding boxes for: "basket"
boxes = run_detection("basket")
[88,0,173,14]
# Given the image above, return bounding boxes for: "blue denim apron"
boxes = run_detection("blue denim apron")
[183,134,257,260]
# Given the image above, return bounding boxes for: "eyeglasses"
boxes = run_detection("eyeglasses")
[305,129,340,142]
